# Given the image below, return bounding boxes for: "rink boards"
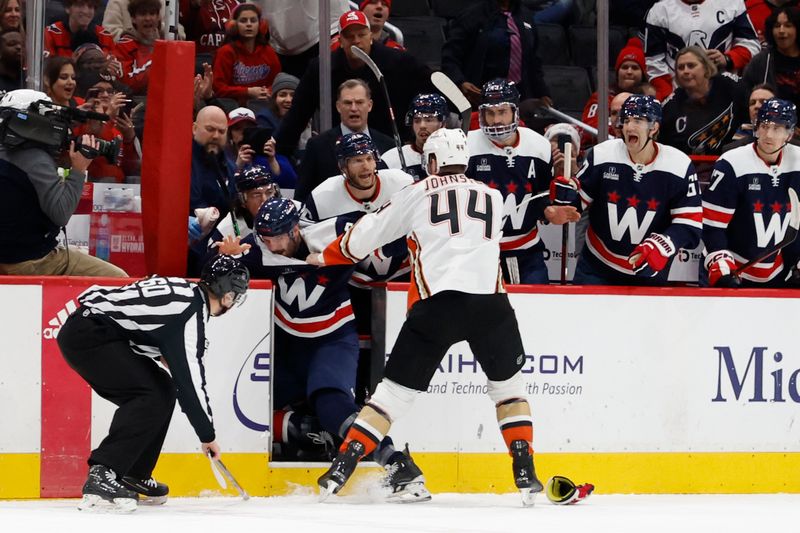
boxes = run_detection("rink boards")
[1,278,800,498]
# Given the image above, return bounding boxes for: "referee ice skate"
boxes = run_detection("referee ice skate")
[56,255,250,512]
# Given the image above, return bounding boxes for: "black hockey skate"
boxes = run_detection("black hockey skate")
[78,465,138,513]
[382,445,431,503]
[317,440,364,501]
[510,439,543,507]
[122,476,169,505]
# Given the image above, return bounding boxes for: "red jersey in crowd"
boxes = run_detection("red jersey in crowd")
[45,21,115,58]
[179,0,239,56]
[212,40,282,103]
[114,34,155,95]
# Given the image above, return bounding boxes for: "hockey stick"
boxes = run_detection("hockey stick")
[528,102,600,136]
[734,187,800,278]
[350,46,409,173]
[430,71,472,135]
[208,452,250,500]
[560,142,572,284]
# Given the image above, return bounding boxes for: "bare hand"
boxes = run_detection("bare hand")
[202,440,221,460]
[544,205,580,225]
[69,134,98,173]
[236,144,254,169]
[194,63,213,101]
[551,146,578,178]
[705,49,727,69]
[213,234,251,256]
[114,112,135,142]
[247,86,269,99]
[106,55,123,79]
[263,137,276,159]
[306,252,325,266]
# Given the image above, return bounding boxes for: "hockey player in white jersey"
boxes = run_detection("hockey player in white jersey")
[466,78,579,284]
[309,129,545,506]
[644,0,760,100]
[381,93,448,181]
[554,95,702,285]
[702,98,800,287]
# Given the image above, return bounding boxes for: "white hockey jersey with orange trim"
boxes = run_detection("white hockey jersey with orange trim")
[321,173,506,308]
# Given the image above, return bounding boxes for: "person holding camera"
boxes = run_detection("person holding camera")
[0,89,127,276]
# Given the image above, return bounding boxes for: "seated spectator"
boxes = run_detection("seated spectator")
[332,1,404,51]
[275,10,433,158]
[73,75,141,182]
[113,0,163,96]
[256,72,299,133]
[644,0,760,101]
[725,83,777,150]
[441,0,551,106]
[381,93,447,181]
[45,0,116,58]
[293,78,395,202]
[745,0,797,44]
[660,46,748,155]
[44,56,80,107]
[103,0,184,41]
[212,3,282,105]
[581,37,647,148]
[0,29,22,92]
[0,0,22,33]
[743,7,800,112]
[179,0,239,58]
[224,107,298,196]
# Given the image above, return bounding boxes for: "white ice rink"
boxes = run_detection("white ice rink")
[2,492,799,533]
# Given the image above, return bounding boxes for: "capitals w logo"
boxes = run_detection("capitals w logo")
[278,277,324,312]
[754,212,790,248]
[608,204,655,243]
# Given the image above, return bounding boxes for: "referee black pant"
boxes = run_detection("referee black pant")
[57,309,176,479]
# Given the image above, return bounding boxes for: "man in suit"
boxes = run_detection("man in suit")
[294,78,395,201]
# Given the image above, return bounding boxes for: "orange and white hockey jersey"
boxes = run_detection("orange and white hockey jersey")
[321,173,506,308]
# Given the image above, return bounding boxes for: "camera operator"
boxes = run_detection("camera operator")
[0,89,127,276]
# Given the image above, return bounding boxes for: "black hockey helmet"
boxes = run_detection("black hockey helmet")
[200,254,250,303]
[479,78,520,140]
[235,164,275,193]
[255,197,300,237]
[756,98,797,130]
[335,132,380,169]
[619,94,662,126]
[405,93,448,126]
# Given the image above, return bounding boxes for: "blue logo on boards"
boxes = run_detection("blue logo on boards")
[233,331,272,431]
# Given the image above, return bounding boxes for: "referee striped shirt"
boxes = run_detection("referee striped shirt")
[78,276,216,443]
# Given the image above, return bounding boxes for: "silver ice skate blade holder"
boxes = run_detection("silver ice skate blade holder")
[385,481,432,503]
[520,488,538,507]
[319,480,339,502]
[77,493,137,513]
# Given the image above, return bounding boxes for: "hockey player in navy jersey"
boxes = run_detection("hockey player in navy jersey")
[466,78,579,284]
[310,128,548,507]
[216,197,431,502]
[702,98,800,287]
[554,95,703,285]
[57,255,250,512]
[301,132,413,403]
[382,93,448,181]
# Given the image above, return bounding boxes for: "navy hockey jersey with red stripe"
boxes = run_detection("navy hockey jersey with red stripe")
[465,127,553,257]
[702,143,800,284]
[576,139,702,280]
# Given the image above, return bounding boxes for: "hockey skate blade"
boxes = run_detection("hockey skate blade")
[319,480,339,502]
[137,495,167,506]
[385,482,432,504]
[520,488,538,507]
[77,494,137,513]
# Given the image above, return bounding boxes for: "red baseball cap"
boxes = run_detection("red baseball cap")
[228,107,257,128]
[339,10,370,33]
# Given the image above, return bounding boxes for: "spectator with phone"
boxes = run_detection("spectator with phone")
[225,107,298,197]
[73,75,141,182]
[212,2,282,106]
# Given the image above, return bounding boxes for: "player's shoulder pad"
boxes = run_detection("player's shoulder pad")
[517,127,553,159]
[589,138,627,165]
[378,167,415,187]
[651,143,693,176]
[644,0,669,26]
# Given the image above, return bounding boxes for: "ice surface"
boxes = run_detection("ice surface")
[1,492,798,533]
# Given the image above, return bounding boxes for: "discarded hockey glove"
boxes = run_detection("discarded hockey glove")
[628,232,675,277]
[705,250,740,288]
[545,475,594,505]
[549,175,580,206]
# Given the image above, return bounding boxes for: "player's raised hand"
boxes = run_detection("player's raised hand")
[213,235,251,256]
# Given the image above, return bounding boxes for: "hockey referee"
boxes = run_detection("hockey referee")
[57,255,250,512]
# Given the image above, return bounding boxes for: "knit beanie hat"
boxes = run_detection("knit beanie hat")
[615,37,646,74]
[359,0,391,10]
[544,123,581,153]
[271,72,300,95]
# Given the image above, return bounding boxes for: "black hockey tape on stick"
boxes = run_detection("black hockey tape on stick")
[734,187,800,278]
[208,452,250,500]
[350,46,409,173]
[430,71,472,135]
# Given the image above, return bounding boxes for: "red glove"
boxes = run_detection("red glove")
[545,475,595,505]
[628,233,675,276]
[705,250,739,287]
[549,175,580,206]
